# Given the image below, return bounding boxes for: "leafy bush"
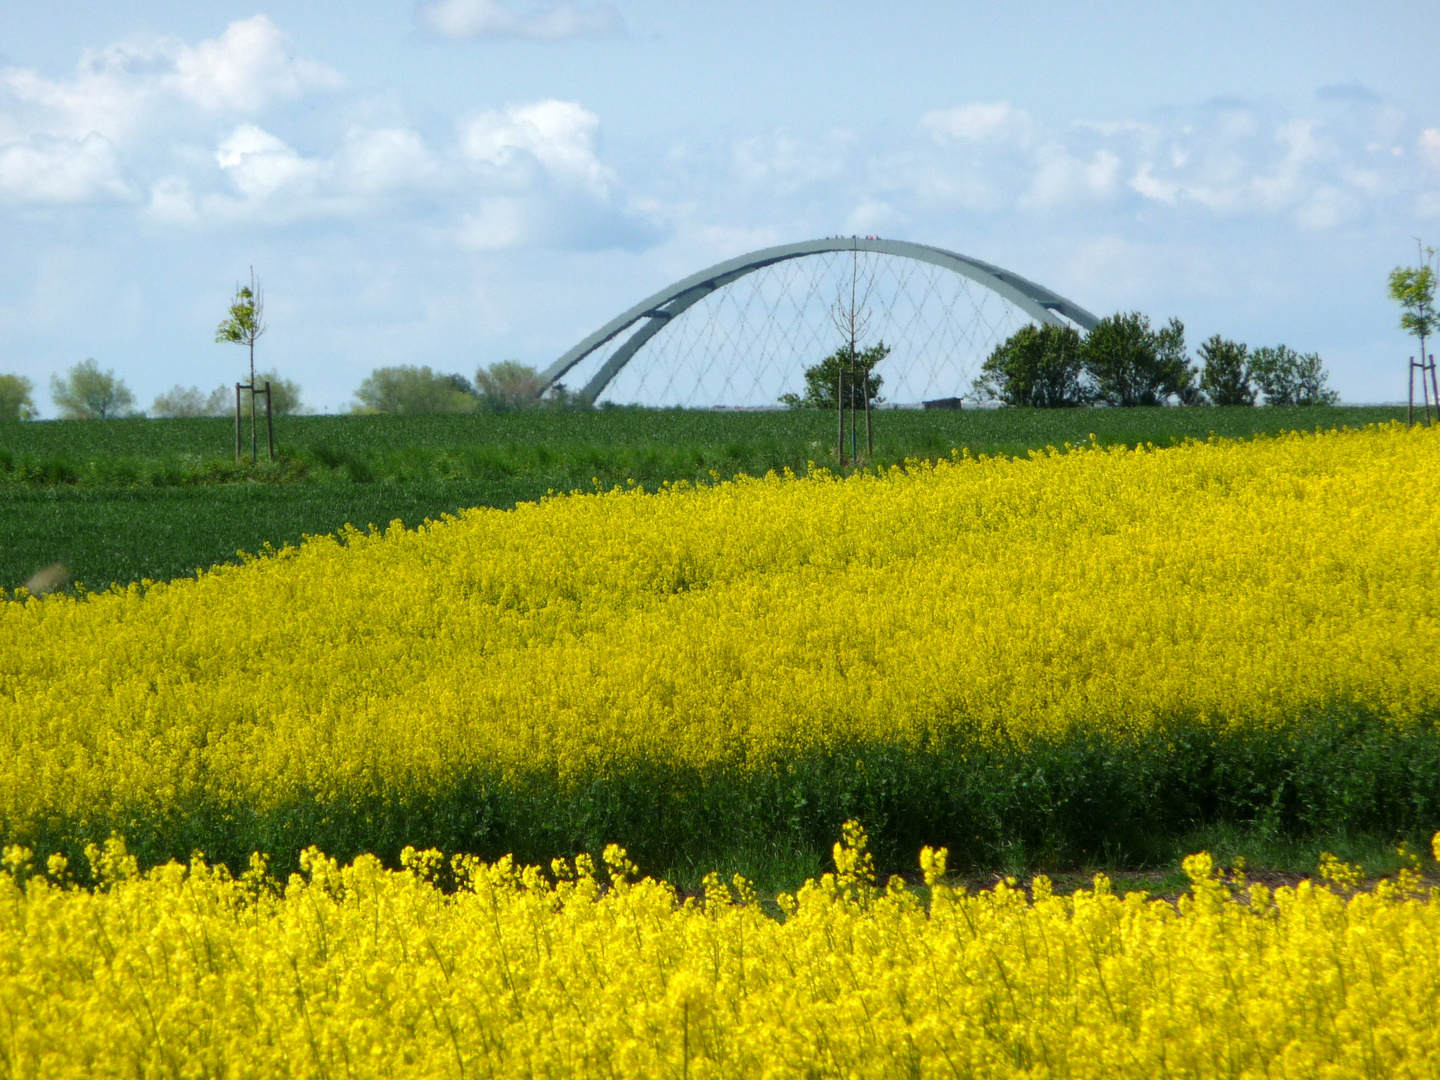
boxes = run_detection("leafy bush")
[1081,312,1195,406]
[49,359,135,420]
[0,374,36,421]
[973,324,1085,407]
[779,343,888,409]
[1250,345,1339,405]
[354,366,477,415]
[1197,335,1255,406]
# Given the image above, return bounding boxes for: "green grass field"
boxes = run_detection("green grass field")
[0,404,1406,591]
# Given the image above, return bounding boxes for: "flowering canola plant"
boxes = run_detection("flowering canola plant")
[2,826,1439,1079]
[0,424,1438,866]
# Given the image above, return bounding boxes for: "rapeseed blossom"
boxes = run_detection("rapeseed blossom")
[0,828,1437,1078]
[0,424,1437,864]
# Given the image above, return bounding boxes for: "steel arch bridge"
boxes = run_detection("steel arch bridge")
[540,236,1098,407]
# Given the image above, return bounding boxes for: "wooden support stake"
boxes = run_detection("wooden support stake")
[265,381,275,461]
[235,383,243,461]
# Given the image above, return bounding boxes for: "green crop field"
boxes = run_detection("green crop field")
[0,404,1406,591]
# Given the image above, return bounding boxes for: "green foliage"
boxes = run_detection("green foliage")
[9,705,1440,887]
[1083,312,1195,406]
[49,359,135,420]
[475,361,546,411]
[152,385,218,418]
[1388,262,1436,343]
[354,366,477,415]
[1197,336,1255,406]
[974,324,1086,408]
[779,342,888,410]
[1250,346,1339,406]
[214,283,265,353]
[0,374,37,421]
[254,370,304,416]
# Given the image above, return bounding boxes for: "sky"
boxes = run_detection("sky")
[1,0,1438,411]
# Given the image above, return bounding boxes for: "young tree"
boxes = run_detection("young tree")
[973,323,1086,407]
[0,374,37,421]
[779,343,888,410]
[474,361,546,411]
[50,359,134,419]
[1249,345,1339,406]
[1082,312,1193,406]
[215,270,268,458]
[1389,248,1437,420]
[354,366,477,414]
[1197,336,1254,406]
[1389,254,1436,364]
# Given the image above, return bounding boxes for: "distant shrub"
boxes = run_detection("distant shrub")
[475,361,547,412]
[253,371,305,416]
[152,386,214,418]
[0,374,37,421]
[50,359,135,420]
[354,366,477,415]
[1250,345,1339,406]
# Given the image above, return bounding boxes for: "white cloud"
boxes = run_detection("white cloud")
[461,100,613,195]
[417,0,623,41]
[1,44,162,142]
[215,124,323,202]
[921,102,1034,144]
[0,133,129,203]
[730,131,849,195]
[453,102,660,250]
[168,15,343,112]
[0,16,341,208]
[336,127,438,196]
[1419,129,1440,171]
[1023,147,1121,209]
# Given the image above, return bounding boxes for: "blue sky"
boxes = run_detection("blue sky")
[1,1,1437,410]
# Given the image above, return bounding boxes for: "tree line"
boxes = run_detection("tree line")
[973,312,1338,409]
[0,360,572,421]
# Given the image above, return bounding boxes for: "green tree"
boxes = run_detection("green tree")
[215,271,269,458]
[779,342,888,410]
[1083,312,1193,406]
[50,359,134,419]
[354,366,477,414]
[1197,335,1254,406]
[1388,255,1435,366]
[1249,345,1339,406]
[0,374,37,421]
[973,323,1086,407]
[253,370,305,415]
[475,361,547,412]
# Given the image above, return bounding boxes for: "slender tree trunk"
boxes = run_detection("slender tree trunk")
[1409,356,1416,428]
[1422,339,1434,429]
[249,337,258,462]
[864,365,872,458]
[837,369,844,466]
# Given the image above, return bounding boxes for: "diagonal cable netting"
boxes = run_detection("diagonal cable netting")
[572,251,1035,409]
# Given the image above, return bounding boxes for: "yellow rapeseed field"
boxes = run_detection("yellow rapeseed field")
[2,826,1439,1078]
[1,423,1438,865]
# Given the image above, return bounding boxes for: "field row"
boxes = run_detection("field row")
[2,423,1437,879]
[0,406,1407,592]
[2,826,1437,1078]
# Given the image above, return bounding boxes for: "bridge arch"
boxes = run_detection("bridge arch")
[541,237,1098,406]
